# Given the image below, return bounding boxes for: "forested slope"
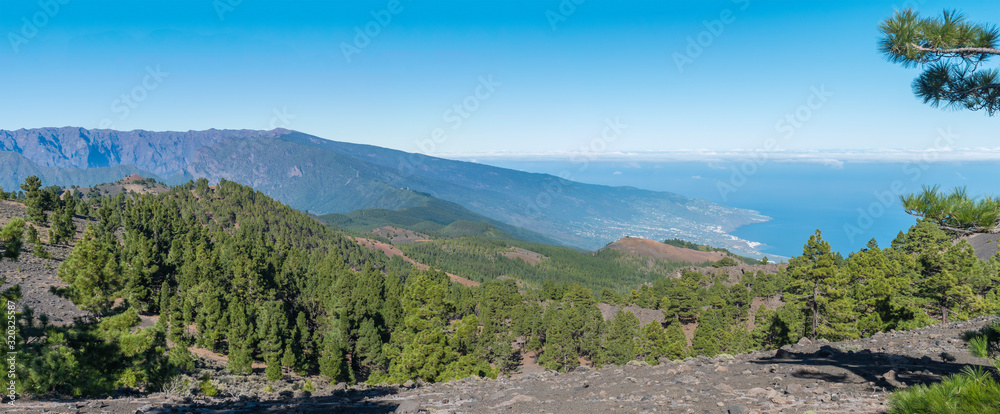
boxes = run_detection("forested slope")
[0,176,998,401]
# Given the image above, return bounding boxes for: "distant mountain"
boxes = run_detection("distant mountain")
[0,151,151,190]
[0,127,771,254]
[319,194,561,245]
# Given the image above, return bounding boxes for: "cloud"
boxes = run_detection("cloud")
[612,171,622,175]
[691,175,703,179]
[434,147,1000,165]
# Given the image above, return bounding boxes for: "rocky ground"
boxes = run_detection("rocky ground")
[3,200,998,414]
[0,200,89,325]
[13,316,996,414]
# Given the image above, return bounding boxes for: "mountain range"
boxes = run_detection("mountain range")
[0,127,770,255]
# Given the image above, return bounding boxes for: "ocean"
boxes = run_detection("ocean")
[471,159,998,259]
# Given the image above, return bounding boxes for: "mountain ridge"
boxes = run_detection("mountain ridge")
[0,127,771,255]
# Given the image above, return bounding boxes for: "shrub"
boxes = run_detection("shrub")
[889,366,1000,414]
[199,375,219,397]
[969,336,990,359]
[302,379,317,392]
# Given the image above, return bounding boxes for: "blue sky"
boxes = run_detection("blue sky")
[0,0,996,155]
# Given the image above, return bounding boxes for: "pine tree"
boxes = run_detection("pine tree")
[560,284,604,361]
[354,317,386,377]
[692,308,725,357]
[282,311,307,372]
[49,206,75,245]
[662,321,687,360]
[165,294,188,346]
[385,270,469,383]
[663,271,702,323]
[846,240,918,333]
[475,280,522,375]
[319,331,351,384]
[537,309,579,372]
[0,218,25,261]
[57,226,122,314]
[880,10,1000,115]
[785,230,854,340]
[25,225,39,245]
[603,308,639,365]
[637,321,670,364]
[259,301,287,382]
[20,176,46,225]
[226,301,255,374]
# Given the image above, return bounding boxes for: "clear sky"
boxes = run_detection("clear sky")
[0,0,996,156]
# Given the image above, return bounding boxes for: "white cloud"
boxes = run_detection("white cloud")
[433,147,1000,165]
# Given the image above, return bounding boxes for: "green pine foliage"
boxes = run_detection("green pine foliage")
[880,10,1000,115]
[9,174,1000,398]
[397,237,702,294]
[1,218,25,261]
[57,226,122,314]
[20,176,47,225]
[16,308,172,396]
[889,365,1000,414]
[785,230,855,340]
[602,309,639,365]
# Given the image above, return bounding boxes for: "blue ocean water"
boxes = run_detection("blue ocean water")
[473,159,998,259]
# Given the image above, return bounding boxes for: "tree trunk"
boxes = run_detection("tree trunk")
[812,281,819,339]
[942,305,949,324]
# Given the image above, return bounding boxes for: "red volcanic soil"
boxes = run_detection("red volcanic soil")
[602,237,726,264]
[369,226,431,245]
[353,237,479,287]
[500,247,547,266]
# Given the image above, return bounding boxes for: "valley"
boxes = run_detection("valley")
[0,175,997,414]
[0,128,771,256]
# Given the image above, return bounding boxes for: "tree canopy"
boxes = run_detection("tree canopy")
[900,185,1000,234]
[879,9,1000,114]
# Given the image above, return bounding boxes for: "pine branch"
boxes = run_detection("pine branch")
[910,45,1000,56]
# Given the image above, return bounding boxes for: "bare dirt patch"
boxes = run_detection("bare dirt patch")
[603,237,726,264]
[500,247,547,266]
[353,237,479,287]
[0,200,89,326]
[369,226,431,245]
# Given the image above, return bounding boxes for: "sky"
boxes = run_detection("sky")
[0,0,996,157]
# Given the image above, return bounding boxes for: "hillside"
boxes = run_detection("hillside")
[0,200,88,325]
[71,174,171,198]
[0,127,771,255]
[394,235,718,292]
[27,316,1000,413]
[602,236,727,264]
[320,194,560,245]
[3,176,1000,414]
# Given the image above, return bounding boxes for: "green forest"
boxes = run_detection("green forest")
[0,176,999,399]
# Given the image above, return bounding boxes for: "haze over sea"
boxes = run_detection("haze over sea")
[461,158,998,260]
